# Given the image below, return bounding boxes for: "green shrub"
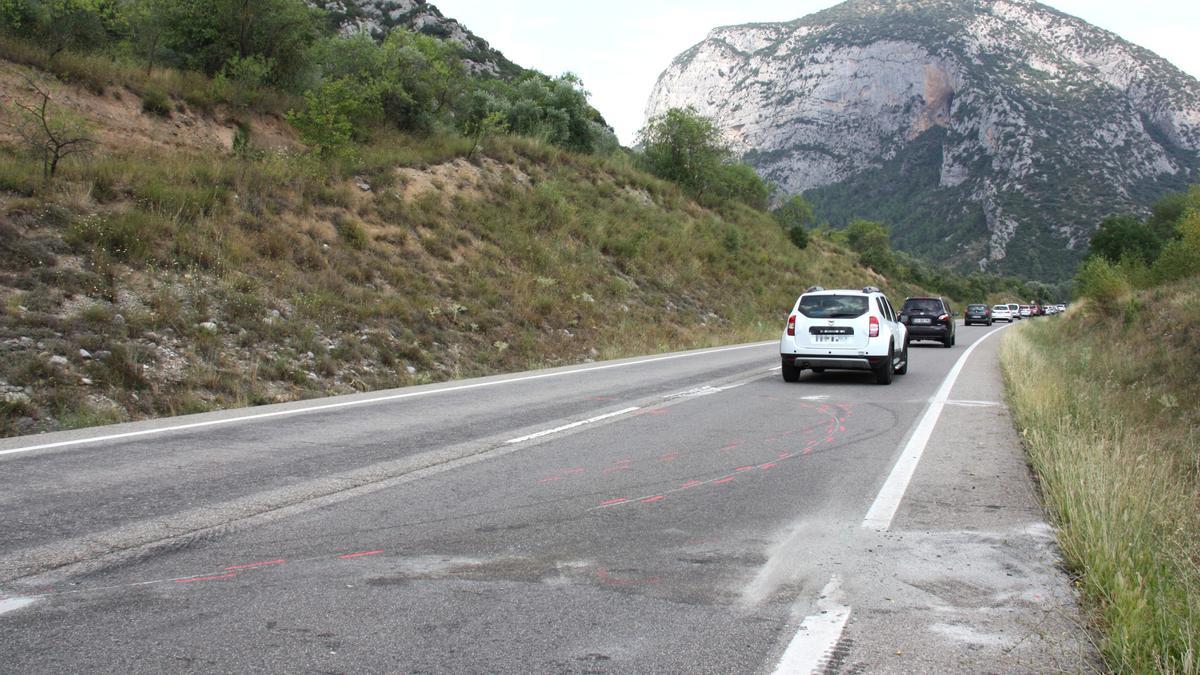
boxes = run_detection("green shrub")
[1075,255,1131,307]
[141,89,172,117]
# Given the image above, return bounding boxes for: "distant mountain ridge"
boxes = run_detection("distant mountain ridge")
[313,0,521,77]
[645,0,1200,281]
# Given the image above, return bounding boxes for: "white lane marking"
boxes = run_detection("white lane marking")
[0,341,776,458]
[861,324,1010,530]
[0,597,36,616]
[773,575,852,675]
[504,407,641,445]
[800,395,830,401]
[662,382,744,400]
[946,399,1002,407]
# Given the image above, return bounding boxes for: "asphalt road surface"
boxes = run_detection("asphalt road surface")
[0,321,1094,672]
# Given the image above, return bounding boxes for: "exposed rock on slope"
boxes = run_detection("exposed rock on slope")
[314,0,520,77]
[646,0,1200,280]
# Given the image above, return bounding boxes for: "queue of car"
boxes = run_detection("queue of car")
[779,286,1066,384]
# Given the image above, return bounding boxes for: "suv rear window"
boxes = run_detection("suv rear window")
[903,298,943,313]
[967,304,987,310]
[798,294,869,319]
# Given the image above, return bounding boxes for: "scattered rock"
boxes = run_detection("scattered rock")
[113,314,126,324]
[355,177,372,192]
[3,392,31,405]
[199,321,218,332]
[80,349,93,360]
[80,377,94,386]
[49,355,69,366]
[306,371,320,382]
[405,365,417,375]
[95,350,113,361]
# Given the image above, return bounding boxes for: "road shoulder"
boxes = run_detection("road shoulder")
[838,327,1099,672]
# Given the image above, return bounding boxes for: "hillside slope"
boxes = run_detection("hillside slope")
[645,0,1200,282]
[0,60,912,437]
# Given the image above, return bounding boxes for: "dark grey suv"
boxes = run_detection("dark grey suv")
[900,296,956,348]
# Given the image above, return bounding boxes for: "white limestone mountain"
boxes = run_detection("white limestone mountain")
[645,0,1200,281]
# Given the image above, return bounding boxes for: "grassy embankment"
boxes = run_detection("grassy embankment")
[1,55,939,437]
[1002,281,1200,672]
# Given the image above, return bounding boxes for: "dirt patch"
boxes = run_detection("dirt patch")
[395,157,528,203]
[0,64,296,154]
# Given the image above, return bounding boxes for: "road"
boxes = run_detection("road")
[0,321,1092,672]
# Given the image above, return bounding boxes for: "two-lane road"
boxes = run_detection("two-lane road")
[0,322,1091,672]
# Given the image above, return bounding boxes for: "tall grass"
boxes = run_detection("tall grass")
[1001,282,1200,673]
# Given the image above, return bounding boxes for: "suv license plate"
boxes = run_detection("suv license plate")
[814,335,847,344]
[913,318,931,325]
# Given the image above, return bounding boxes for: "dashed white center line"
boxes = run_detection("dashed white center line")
[0,597,36,616]
[504,407,641,445]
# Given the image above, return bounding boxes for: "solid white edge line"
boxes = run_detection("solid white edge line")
[0,341,776,457]
[0,597,37,616]
[772,575,852,675]
[504,407,641,445]
[861,323,1010,530]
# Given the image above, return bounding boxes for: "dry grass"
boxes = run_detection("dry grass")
[1001,281,1200,673]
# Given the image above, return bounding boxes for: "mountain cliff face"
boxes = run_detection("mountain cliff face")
[313,0,521,77]
[645,0,1200,281]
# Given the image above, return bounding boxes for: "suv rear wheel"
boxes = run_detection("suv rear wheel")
[895,339,909,375]
[874,344,895,384]
[782,359,800,383]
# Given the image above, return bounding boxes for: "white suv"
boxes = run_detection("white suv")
[780,286,909,384]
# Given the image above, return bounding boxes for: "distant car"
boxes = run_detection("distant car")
[1030,303,1042,316]
[1019,305,1032,318]
[1007,303,1021,319]
[779,286,909,384]
[901,296,956,348]
[991,304,1014,322]
[964,303,992,326]
[1056,303,1066,312]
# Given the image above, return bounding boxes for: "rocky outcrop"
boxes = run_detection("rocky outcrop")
[313,0,520,77]
[646,0,1200,280]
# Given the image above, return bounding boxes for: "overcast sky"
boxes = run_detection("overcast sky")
[433,0,1200,146]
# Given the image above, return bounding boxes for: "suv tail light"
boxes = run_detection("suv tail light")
[869,315,880,338]
[787,315,797,336]
[938,314,949,322]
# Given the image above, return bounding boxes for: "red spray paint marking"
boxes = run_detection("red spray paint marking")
[538,476,563,484]
[224,559,285,571]
[759,462,777,470]
[641,495,666,504]
[603,466,631,474]
[826,437,836,444]
[839,425,846,432]
[802,447,814,456]
[778,451,793,460]
[339,550,384,559]
[176,572,238,584]
[588,396,618,401]
[659,452,680,462]
[681,480,702,489]
[564,467,586,475]
[720,442,742,452]
[714,477,735,485]
[600,497,629,506]
[735,466,755,472]
[646,408,670,416]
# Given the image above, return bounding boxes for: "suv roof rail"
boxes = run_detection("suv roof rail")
[862,285,880,294]
[805,285,824,293]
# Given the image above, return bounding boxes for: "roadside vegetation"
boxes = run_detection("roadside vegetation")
[1003,186,1200,672]
[0,0,1042,437]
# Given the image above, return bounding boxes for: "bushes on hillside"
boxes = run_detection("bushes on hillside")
[1076,186,1200,303]
[636,106,771,210]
